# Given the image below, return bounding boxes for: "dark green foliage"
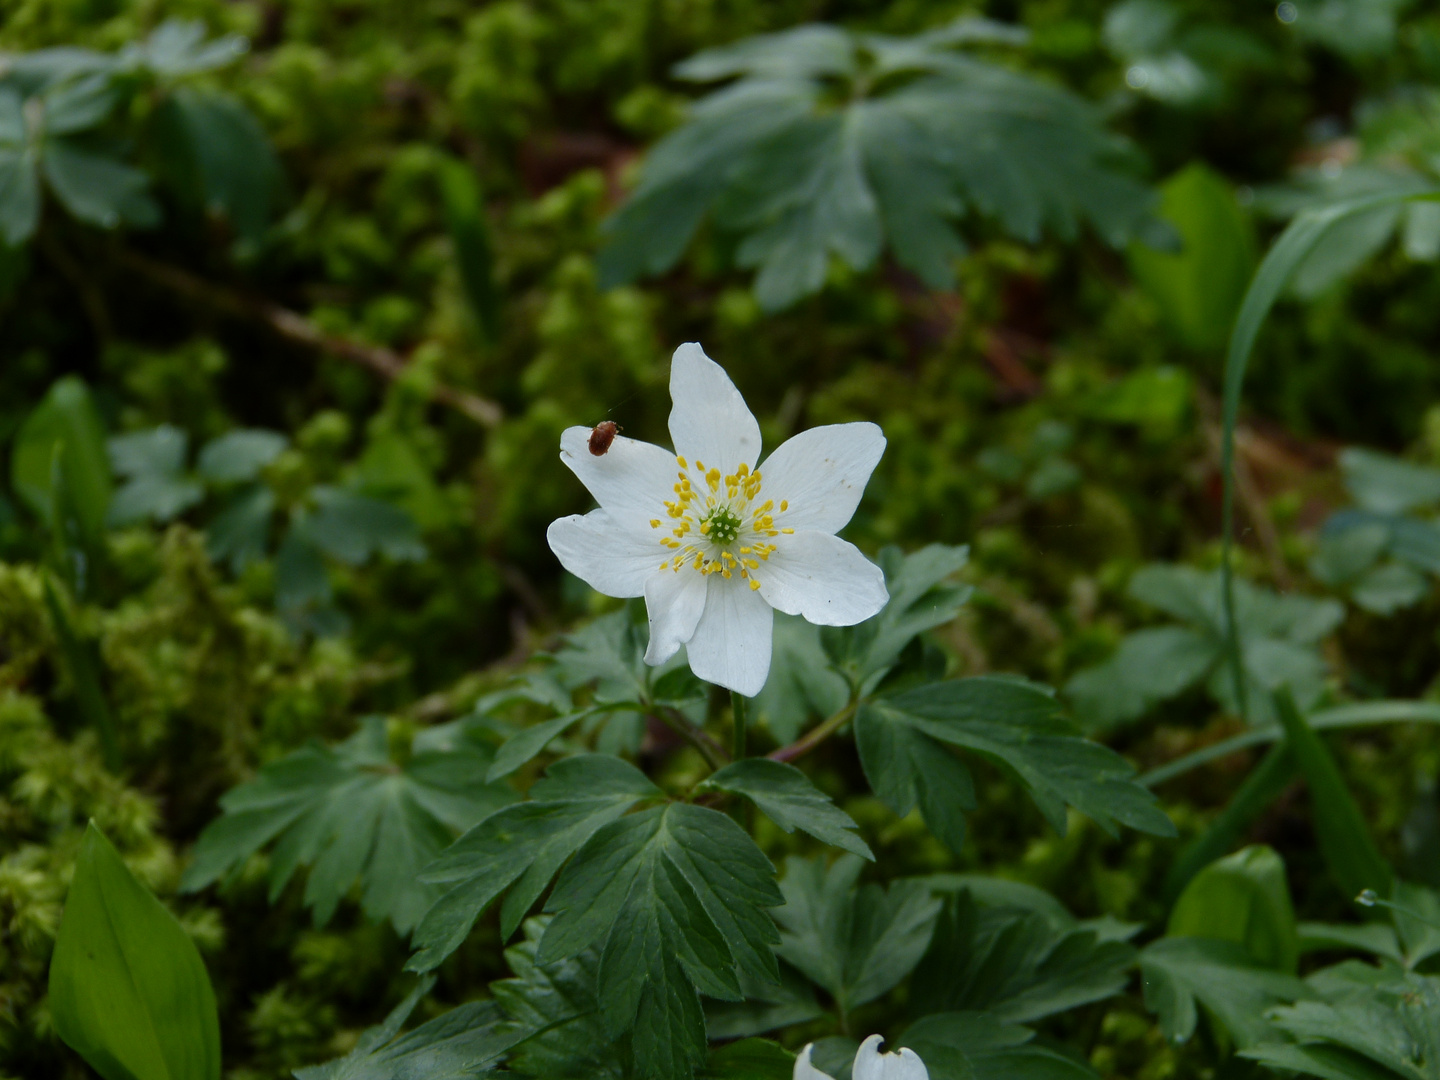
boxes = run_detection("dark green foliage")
[599,19,1152,310]
[699,759,872,860]
[182,717,515,934]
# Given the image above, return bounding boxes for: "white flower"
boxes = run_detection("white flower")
[547,342,889,696]
[794,1035,929,1080]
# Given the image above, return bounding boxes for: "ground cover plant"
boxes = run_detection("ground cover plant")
[6,1,1440,1079]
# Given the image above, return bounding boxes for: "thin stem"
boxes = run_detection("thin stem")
[654,704,729,771]
[731,690,748,760]
[768,701,858,765]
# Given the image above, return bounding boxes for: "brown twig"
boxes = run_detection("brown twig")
[653,704,729,771]
[768,702,857,765]
[117,249,503,427]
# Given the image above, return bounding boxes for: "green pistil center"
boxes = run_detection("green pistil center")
[703,505,742,546]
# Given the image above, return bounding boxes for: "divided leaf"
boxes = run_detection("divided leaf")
[904,1011,1100,1080]
[858,675,1175,846]
[183,717,514,933]
[537,804,785,1080]
[410,754,663,970]
[911,891,1136,1024]
[600,21,1151,310]
[700,759,873,859]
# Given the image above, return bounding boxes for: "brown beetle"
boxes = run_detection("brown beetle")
[588,420,620,456]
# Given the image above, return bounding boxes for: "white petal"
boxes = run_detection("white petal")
[794,1044,836,1080]
[759,422,885,534]
[559,426,677,524]
[853,1036,929,1080]
[758,532,888,627]
[643,568,708,665]
[668,343,762,472]
[547,511,662,598]
[685,574,774,695]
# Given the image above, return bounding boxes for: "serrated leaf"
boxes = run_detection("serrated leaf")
[43,138,158,229]
[538,804,785,1080]
[705,962,824,1040]
[772,854,941,1013]
[298,487,426,564]
[410,755,663,969]
[486,710,592,782]
[700,759,872,859]
[599,21,1150,309]
[490,917,626,1080]
[50,823,221,1080]
[699,1039,794,1080]
[183,717,514,934]
[904,1011,1100,1080]
[753,614,848,744]
[206,484,275,571]
[911,890,1136,1024]
[859,676,1175,842]
[1064,626,1217,731]
[1139,936,1308,1048]
[550,607,651,705]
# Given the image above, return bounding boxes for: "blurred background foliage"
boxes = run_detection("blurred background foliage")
[6,0,1440,1078]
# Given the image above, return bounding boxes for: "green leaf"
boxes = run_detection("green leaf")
[599,22,1150,310]
[196,429,287,484]
[205,484,275,571]
[1340,449,1440,515]
[43,73,117,135]
[700,759,872,859]
[537,804,785,1080]
[753,614,848,745]
[0,145,40,245]
[295,993,522,1080]
[1139,936,1307,1048]
[11,375,112,545]
[859,676,1175,843]
[49,823,221,1080]
[43,575,119,770]
[107,426,204,526]
[1273,688,1394,903]
[439,158,499,338]
[43,138,158,229]
[551,606,652,705]
[410,755,663,969]
[1128,163,1256,351]
[486,710,592,783]
[1167,845,1300,973]
[298,487,426,564]
[183,717,514,933]
[152,88,281,245]
[904,1011,1100,1080]
[120,20,248,77]
[699,1039,794,1080]
[772,854,941,1013]
[911,890,1136,1024]
[1064,626,1217,731]
[704,962,824,1040]
[490,917,626,1080]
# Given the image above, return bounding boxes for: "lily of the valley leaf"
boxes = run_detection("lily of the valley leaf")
[548,343,888,696]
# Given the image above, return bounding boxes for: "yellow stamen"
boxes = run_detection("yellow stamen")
[749,579,761,590]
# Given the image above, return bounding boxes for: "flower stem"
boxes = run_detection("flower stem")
[731,690,748,760]
[654,704,729,771]
[768,701,858,765]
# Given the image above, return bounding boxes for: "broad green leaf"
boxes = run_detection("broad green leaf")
[439,158,499,338]
[705,963,824,1040]
[409,755,663,969]
[859,676,1175,843]
[700,759,872,859]
[1139,936,1307,1048]
[152,88,280,245]
[699,1039,794,1080]
[550,605,657,705]
[772,854,941,1013]
[1299,921,1405,965]
[486,710,591,782]
[196,429,287,484]
[295,993,522,1080]
[183,717,514,933]
[1128,163,1256,351]
[11,375,112,544]
[911,890,1136,1024]
[1167,845,1299,973]
[599,21,1151,310]
[490,917,625,1080]
[43,73,117,134]
[1340,449,1440,515]
[107,426,204,526]
[1064,626,1216,731]
[119,20,248,76]
[298,487,425,564]
[538,804,785,1080]
[50,823,221,1080]
[43,139,158,229]
[1274,688,1394,903]
[904,1011,1100,1080]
